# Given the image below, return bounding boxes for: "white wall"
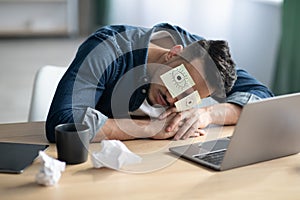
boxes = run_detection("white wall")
[228,0,281,87]
[108,0,234,39]
[108,0,282,87]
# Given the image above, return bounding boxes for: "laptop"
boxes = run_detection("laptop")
[169,92,300,171]
[0,142,49,174]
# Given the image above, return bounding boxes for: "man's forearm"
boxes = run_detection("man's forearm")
[91,103,242,142]
[91,118,155,142]
[207,103,242,126]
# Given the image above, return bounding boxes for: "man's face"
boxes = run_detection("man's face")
[147,58,210,108]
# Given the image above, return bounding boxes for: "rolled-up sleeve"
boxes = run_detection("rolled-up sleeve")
[226,69,274,106]
[82,107,108,141]
[226,91,261,106]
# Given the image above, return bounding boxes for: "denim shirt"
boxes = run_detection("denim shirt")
[46,23,274,143]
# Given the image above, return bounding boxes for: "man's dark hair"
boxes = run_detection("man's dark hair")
[198,40,237,93]
[181,39,237,101]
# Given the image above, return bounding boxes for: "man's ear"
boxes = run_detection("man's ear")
[166,45,183,61]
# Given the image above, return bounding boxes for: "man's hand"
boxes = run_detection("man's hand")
[159,107,210,140]
[150,113,201,140]
[159,103,242,140]
[93,113,197,142]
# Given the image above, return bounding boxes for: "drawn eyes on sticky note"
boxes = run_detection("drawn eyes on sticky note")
[160,64,201,111]
[174,91,201,112]
[172,70,186,88]
[160,64,195,98]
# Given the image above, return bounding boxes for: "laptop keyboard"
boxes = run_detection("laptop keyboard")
[194,150,226,166]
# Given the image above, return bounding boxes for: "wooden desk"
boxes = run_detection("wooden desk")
[1,122,300,200]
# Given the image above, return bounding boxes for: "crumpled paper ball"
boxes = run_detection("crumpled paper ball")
[91,140,142,170]
[35,151,66,186]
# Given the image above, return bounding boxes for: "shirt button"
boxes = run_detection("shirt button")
[143,77,148,83]
[142,89,147,94]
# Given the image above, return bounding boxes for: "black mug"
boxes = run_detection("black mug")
[55,123,90,164]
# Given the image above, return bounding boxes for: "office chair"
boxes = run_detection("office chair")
[28,65,67,122]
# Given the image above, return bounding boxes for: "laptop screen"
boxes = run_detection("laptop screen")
[0,142,49,174]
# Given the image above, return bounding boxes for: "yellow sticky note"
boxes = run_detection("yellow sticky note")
[160,64,195,98]
[174,90,201,111]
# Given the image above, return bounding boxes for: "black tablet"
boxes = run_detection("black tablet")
[0,142,49,174]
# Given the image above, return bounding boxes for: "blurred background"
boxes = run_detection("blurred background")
[0,0,298,124]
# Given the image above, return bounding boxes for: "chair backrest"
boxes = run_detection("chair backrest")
[28,65,68,122]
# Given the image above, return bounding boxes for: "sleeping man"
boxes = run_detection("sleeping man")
[45,23,273,143]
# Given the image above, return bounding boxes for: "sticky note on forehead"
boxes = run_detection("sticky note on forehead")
[175,91,201,111]
[160,64,195,98]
